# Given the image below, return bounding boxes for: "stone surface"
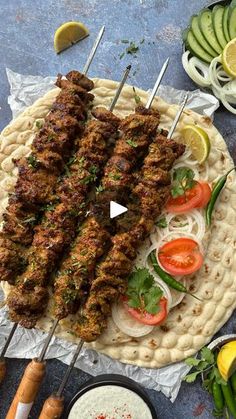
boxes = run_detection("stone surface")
[0,0,235,418]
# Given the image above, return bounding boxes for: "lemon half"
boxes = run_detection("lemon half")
[222,38,236,78]
[217,340,236,381]
[54,21,89,54]
[181,124,211,164]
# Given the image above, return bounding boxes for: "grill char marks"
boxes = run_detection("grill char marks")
[7,109,120,328]
[0,71,94,284]
[73,132,185,342]
[53,107,160,321]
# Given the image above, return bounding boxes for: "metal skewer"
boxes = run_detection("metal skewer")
[0,323,17,384]
[5,64,131,419]
[145,57,169,109]
[82,26,105,75]
[167,93,189,139]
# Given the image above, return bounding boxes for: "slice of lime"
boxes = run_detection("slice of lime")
[222,38,236,78]
[54,21,89,54]
[181,124,211,164]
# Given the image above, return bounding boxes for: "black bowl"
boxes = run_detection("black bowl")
[65,374,158,419]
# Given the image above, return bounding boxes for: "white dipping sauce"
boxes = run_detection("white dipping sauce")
[68,384,153,419]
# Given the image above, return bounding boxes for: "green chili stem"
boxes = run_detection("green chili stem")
[206,167,236,227]
[149,252,202,302]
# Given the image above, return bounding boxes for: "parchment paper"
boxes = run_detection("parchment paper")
[0,69,219,402]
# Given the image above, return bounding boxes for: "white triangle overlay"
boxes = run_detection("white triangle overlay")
[110,201,128,219]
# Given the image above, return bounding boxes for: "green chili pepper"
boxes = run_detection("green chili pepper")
[231,371,236,394]
[149,251,202,302]
[221,382,236,418]
[212,380,224,412]
[206,167,236,227]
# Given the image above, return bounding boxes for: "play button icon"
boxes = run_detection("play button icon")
[110,201,128,219]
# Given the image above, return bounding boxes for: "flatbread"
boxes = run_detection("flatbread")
[1,78,236,368]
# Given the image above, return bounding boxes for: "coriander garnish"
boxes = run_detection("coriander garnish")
[155,216,167,228]
[126,139,138,148]
[126,267,163,315]
[27,155,38,169]
[171,167,196,198]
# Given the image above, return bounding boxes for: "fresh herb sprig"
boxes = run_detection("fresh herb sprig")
[126,268,163,315]
[155,216,167,228]
[27,155,38,169]
[171,167,196,198]
[183,347,232,418]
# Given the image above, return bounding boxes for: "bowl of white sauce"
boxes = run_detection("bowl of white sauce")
[65,374,158,419]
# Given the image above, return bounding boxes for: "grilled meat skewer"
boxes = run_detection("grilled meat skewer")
[53,106,161,321]
[73,131,185,342]
[7,109,120,328]
[0,71,94,284]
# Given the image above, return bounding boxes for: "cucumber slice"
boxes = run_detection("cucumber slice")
[229,0,236,39]
[212,5,227,49]
[223,6,231,42]
[183,29,213,63]
[190,15,217,57]
[199,9,222,55]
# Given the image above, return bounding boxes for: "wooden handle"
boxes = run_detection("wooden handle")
[38,395,64,419]
[0,358,6,384]
[6,359,46,419]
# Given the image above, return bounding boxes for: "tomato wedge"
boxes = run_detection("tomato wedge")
[166,181,211,213]
[123,297,168,326]
[196,182,211,208]
[157,237,203,276]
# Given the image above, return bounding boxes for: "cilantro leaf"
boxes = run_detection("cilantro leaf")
[127,268,163,314]
[184,371,201,383]
[132,87,141,104]
[201,347,215,364]
[144,286,163,314]
[155,216,167,228]
[126,139,138,148]
[171,167,196,198]
[27,155,38,169]
[185,357,202,367]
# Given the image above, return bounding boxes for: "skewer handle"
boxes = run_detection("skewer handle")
[0,358,6,384]
[6,359,46,419]
[38,395,64,419]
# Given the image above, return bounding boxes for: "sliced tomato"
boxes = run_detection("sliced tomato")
[157,237,203,276]
[123,297,168,326]
[166,181,211,213]
[196,182,211,208]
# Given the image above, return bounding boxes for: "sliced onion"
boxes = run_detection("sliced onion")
[182,51,211,87]
[112,301,154,337]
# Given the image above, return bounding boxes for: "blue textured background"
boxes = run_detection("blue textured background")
[0,1,235,418]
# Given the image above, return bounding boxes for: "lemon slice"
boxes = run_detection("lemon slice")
[181,124,211,164]
[222,38,236,78]
[54,21,89,54]
[217,340,236,381]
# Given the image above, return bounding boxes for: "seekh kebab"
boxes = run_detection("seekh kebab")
[53,106,161,321]
[7,107,120,328]
[73,131,185,342]
[0,71,94,284]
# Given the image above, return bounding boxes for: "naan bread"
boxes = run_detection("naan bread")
[1,79,236,368]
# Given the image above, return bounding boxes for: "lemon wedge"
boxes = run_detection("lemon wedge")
[181,124,211,164]
[54,21,89,54]
[222,38,236,78]
[217,340,236,381]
